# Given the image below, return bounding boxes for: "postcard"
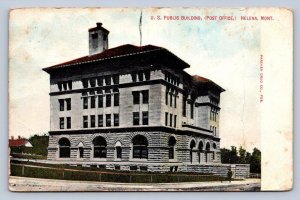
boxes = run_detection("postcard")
[8,7,293,191]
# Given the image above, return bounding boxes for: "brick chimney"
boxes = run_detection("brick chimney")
[88,22,109,55]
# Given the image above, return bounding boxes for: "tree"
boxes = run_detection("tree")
[250,148,261,173]
[238,146,246,164]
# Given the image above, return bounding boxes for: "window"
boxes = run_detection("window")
[59,99,64,111]
[168,137,176,159]
[198,141,204,163]
[63,82,68,90]
[67,81,72,90]
[132,91,140,104]
[170,114,173,127]
[174,93,177,108]
[183,96,187,117]
[59,117,64,129]
[170,93,173,107]
[165,112,168,126]
[113,75,119,84]
[105,76,111,85]
[59,138,70,158]
[174,115,177,128]
[131,73,137,82]
[190,102,194,119]
[138,72,143,81]
[66,117,71,129]
[133,112,139,125]
[91,96,96,108]
[116,147,122,159]
[58,82,62,91]
[66,98,71,110]
[90,78,96,87]
[165,88,169,105]
[83,97,88,109]
[114,114,119,126]
[132,135,148,159]
[106,95,111,107]
[79,147,84,158]
[83,116,88,128]
[82,79,88,88]
[114,93,119,106]
[142,90,149,104]
[98,115,103,127]
[142,112,149,125]
[93,136,107,158]
[91,115,95,128]
[145,70,150,81]
[97,77,103,86]
[98,95,103,108]
[106,114,111,127]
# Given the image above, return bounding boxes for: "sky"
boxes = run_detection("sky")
[9,8,261,151]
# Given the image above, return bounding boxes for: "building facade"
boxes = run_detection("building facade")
[43,23,235,173]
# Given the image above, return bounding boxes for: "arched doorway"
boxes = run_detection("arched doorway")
[59,138,70,158]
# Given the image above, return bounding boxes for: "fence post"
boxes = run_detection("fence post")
[129,175,132,183]
[150,175,153,183]
[99,173,102,182]
[62,170,65,179]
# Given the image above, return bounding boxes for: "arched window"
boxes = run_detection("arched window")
[190,140,196,163]
[59,138,70,158]
[132,135,148,159]
[168,136,176,159]
[93,136,107,158]
[198,141,204,163]
[115,141,122,159]
[205,142,211,163]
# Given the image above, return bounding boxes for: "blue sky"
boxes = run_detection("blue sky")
[9,8,261,151]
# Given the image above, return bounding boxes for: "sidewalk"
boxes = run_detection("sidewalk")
[9,176,261,192]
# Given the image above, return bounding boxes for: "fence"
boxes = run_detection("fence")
[10,163,227,183]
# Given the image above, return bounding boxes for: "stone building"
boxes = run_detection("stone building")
[43,23,248,176]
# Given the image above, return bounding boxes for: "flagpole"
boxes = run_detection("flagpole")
[139,10,142,46]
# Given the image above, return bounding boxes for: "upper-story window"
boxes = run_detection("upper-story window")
[190,101,194,119]
[182,96,187,117]
[142,112,149,125]
[90,78,96,87]
[114,93,119,106]
[105,76,111,85]
[97,77,103,86]
[91,96,96,108]
[138,72,144,81]
[59,117,64,129]
[58,81,72,91]
[210,108,218,121]
[142,90,149,104]
[106,114,111,127]
[164,71,179,86]
[82,79,88,88]
[66,117,71,129]
[83,116,88,128]
[131,70,151,82]
[59,99,64,111]
[66,98,71,110]
[83,97,88,109]
[133,112,139,125]
[114,114,119,126]
[132,91,140,104]
[113,75,119,85]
